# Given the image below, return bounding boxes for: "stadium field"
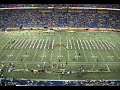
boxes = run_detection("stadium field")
[0,30,120,80]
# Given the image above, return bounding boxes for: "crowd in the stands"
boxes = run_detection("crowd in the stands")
[0,78,120,86]
[0,9,119,29]
[0,4,120,9]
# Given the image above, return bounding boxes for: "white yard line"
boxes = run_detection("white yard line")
[32,40,41,62]
[72,37,78,61]
[58,34,61,58]
[83,40,86,49]
[78,38,87,62]
[102,40,110,50]
[21,40,27,49]
[36,39,41,49]
[0,33,5,41]
[0,50,8,59]
[23,39,34,62]
[14,39,22,49]
[0,39,21,59]
[24,63,28,70]
[88,40,97,62]
[48,38,50,49]
[50,36,55,63]
[6,39,25,61]
[40,38,48,62]
[107,39,120,60]
[17,39,25,49]
[76,39,80,49]
[96,40,103,49]
[32,39,38,49]
[9,39,19,49]
[25,39,31,49]
[85,40,91,50]
[0,39,12,52]
[90,64,95,71]
[69,39,72,50]
[106,64,111,72]
[66,36,70,61]
[99,40,113,61]
[2,60,120,64]
[29,39,35,49]
[72,37,76,49]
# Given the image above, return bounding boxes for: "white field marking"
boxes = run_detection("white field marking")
[29,39,35,49]
[44,38,48,49]
[76,39,80,50]
[6,40,25,61]
[89,37,97,62]
[97,48,105,62]
[85,40,91,49]
[72,37,78,60]
[10,39,19,49]
[78,38,87,61]
[97,45,106,62]
[72,37,76,49]
[21,40,27,49]
[36,39,41,49]
[90,64,95,71]
[83,39,88,50]
[106,41,120,59]
[96,40,103,49]
[50,50,53,63]
[100,40,113,61]
[32,39,37,49]
[5,47,16,62]
[14,40,28,61]
[75,50,79,61]
[79,39,84,49]
[33,39,44,62]
[106,64,111,72]
[90,40,96,49]
[0,40,21,59]
[102,40,110,50]
[24,63,28,70]
[34,37,43,61]
[17,39,25,49]
[0,38,12,51]
[99,40,106,50]
[0,50,8,58]
[89,40,94,49]
[66,36,69,49]
[69,39,72,50]
[0,39,20,59]
[0,33,5,41]
[59,34,61,58]
[25,39,31,49]
[52,37,55,50]
[14,39,22,49]
[66,36,70,61]
[108,39,120,51]
[92,40,99,50]
[82,46,88,62]
[109,41,116,48]
[2,60,120,64]
[100,42,113,61]
[109,39,120,59]
[48,38,50,49]
[85,39,91,50]
[50,36,55,62]
[105,40,114,50]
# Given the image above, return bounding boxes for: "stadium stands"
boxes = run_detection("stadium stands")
[0,9,119,29]
[0,78,120,86]
[0,4,120,9]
